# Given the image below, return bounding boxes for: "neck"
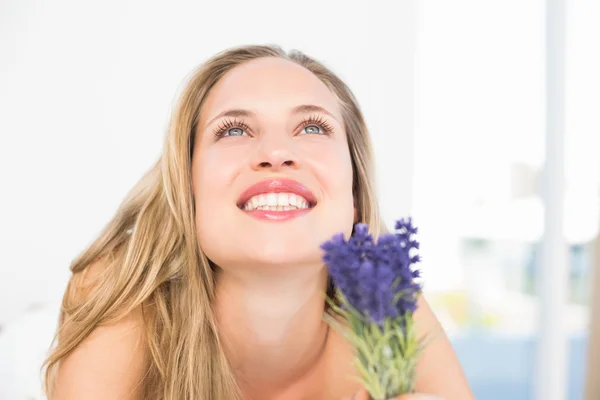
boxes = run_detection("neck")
[215,264,330,398]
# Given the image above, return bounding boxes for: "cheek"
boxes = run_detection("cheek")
[302,141,355,232]
[192,147,240,264]
[192,147,241,205]
[307,140,354,197]
[191,148,242,250]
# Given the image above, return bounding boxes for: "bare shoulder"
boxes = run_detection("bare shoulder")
[323,299,474,400]
[52,258,147,400]
[413,295,475,399]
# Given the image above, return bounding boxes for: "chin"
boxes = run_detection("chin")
[203,236,325,272]
[198,211,354,271]
[243,236,323,267]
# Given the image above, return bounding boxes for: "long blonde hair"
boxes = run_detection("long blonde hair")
[43,44,385,399]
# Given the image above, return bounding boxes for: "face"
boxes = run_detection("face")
[191,57,355,272]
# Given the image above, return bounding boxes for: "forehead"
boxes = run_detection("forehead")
[200,57,343,122]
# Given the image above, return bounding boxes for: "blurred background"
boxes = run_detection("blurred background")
[0,1,598,399]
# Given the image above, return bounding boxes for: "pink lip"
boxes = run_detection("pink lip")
[244,208,312,221]
[237,178,317,221]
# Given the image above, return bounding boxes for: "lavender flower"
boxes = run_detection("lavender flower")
[321,218,422,326]
[321,217,424,399]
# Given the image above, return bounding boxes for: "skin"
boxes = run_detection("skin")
[344,390,444,400]
[192,57,356,399]
[53,57,474,400]
[193,57,474,400]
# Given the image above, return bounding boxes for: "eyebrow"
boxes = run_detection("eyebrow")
[204,104,340,128]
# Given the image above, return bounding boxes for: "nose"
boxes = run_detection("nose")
[251,137,298,171]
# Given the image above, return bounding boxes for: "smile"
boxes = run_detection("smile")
[242,192,310,211]
[237,179,317,221]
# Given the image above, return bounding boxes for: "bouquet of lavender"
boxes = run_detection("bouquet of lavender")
[321,218,423,400]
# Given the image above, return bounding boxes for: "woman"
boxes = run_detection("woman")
[43,45,474,400]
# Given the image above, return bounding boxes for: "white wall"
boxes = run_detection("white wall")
[0,1,415,328]
[0,3,415,397]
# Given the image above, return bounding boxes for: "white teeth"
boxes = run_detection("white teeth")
[242,192,311,211]
[289,194,298,207]
[277,193,289,205]
[266,193,277,206]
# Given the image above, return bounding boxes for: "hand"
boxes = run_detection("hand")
[343,389,444,400]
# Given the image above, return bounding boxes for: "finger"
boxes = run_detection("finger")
[354,390,370,400]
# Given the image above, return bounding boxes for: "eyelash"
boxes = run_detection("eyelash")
[212,118,251,138]
[212,114,335,138]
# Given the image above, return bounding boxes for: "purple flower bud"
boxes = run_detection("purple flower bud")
[321,218,422,326]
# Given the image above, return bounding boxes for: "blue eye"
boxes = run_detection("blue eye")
[213,118,251,138]
[225,127,246,136]
[298,115,334,136]
[302,125,323,135]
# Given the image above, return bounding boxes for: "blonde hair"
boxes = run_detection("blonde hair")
[43,44,385,399]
